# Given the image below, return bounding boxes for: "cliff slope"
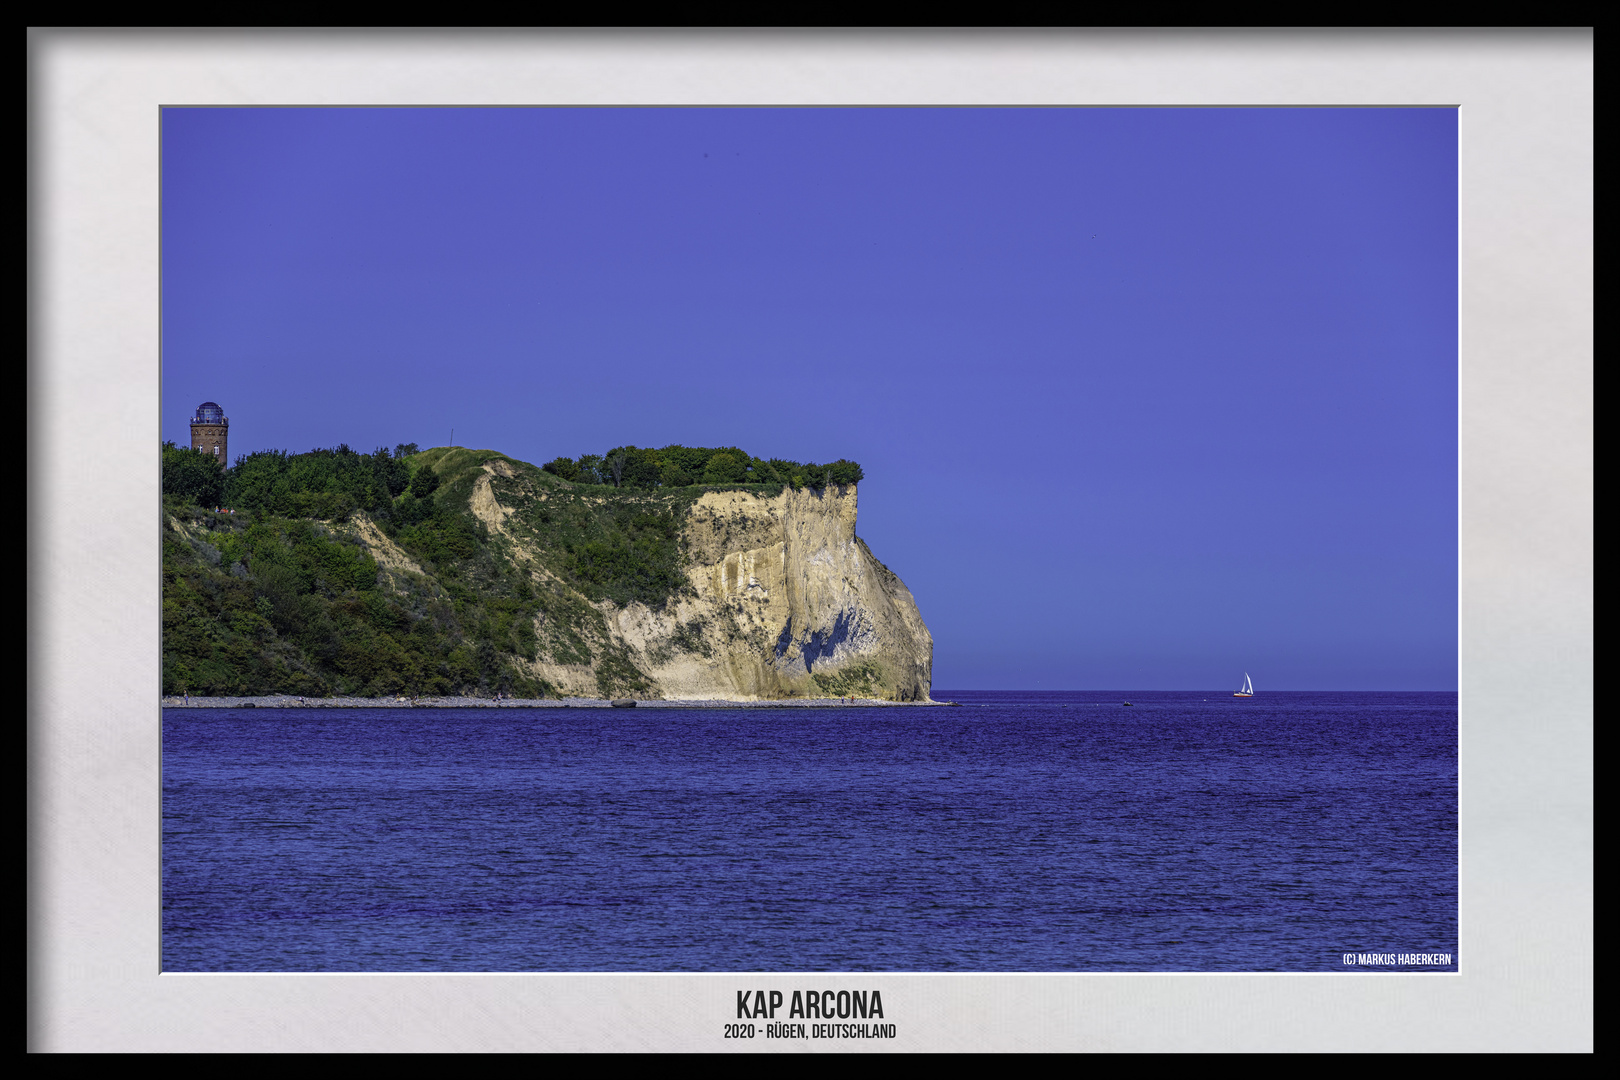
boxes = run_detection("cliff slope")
[476,457,933,702]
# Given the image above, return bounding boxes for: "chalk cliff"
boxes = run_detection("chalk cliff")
[620,486,932,701]
[465,463,933,702]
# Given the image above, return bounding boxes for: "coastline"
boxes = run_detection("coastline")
[160,694,949,709]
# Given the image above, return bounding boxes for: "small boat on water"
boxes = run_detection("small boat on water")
[1233,673,1254,698]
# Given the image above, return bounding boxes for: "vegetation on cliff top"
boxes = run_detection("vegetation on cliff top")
[542,444,863,491]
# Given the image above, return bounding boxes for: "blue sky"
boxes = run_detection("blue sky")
[162,107,1457,690]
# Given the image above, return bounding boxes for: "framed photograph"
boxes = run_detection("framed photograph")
[31,30,1591,1052]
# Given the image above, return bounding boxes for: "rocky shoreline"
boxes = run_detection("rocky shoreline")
[161,694,949,709]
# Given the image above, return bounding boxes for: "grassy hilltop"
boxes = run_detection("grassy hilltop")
[161,441,864,700]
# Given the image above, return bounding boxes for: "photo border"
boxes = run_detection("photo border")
[30,28,1591,1052]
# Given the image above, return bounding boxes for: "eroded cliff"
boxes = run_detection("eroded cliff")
[472,463,933,701]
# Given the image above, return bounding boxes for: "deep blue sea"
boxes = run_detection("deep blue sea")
[162,690,1457,972]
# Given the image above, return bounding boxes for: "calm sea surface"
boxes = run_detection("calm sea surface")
[162,690,1457,972]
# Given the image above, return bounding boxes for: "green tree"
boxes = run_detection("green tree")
[609,446,662,488]
[162,441,226,506]
[371,447,411,500]
[702,451,748,484]
[826,458,864,486]
[542,456,580,481]
[658,445,712,477]
[409,465,441,499]
[659,459,693,487]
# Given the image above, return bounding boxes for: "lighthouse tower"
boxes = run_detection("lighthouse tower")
[190,401,229,467]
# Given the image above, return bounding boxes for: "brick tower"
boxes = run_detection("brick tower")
[190,401,229,467]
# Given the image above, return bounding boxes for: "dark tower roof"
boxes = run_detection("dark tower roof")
[192,402,226,424]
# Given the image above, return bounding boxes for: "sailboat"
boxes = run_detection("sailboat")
[1233,673,1254,698]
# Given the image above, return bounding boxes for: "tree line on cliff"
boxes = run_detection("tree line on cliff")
[163,439,865,511]
[163,440,424,519]
[541,444,863,491]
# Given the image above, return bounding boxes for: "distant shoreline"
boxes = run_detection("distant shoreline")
[161,695,947,709]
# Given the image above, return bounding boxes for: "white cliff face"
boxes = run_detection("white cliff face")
[639,485,933,701]
[452,459,932,701]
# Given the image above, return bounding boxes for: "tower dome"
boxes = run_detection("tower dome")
[193,401,226,424]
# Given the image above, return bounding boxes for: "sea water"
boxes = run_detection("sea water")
[162,691,1457,972]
